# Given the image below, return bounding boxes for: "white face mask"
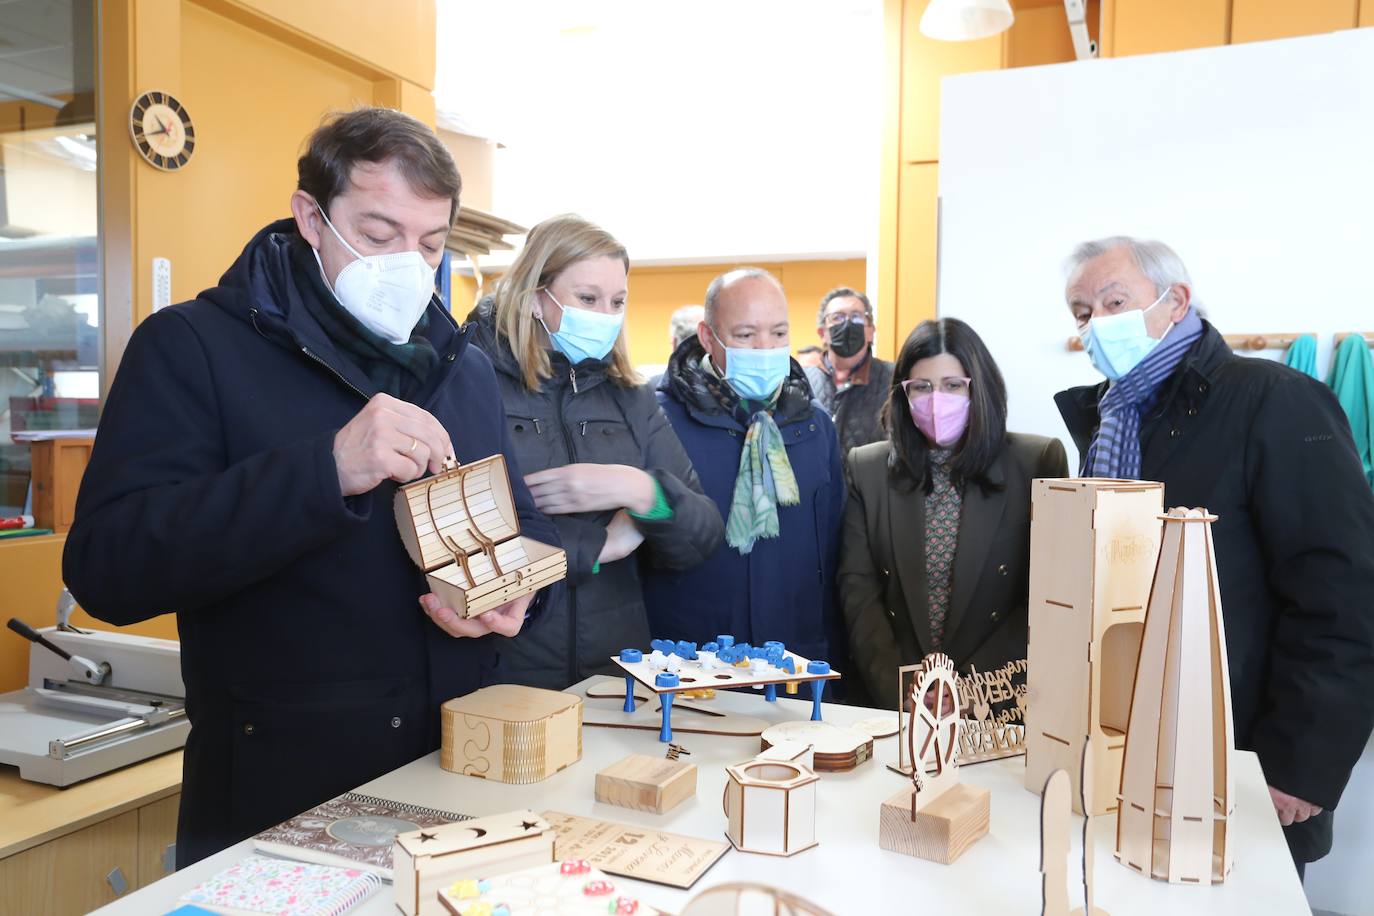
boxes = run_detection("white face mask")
[312,203,435,344]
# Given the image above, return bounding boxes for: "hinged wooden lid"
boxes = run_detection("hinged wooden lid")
[442,684,581,723]
[395,809,550,858]
[394,455,521,573]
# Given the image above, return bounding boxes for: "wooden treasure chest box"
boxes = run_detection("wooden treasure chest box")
[441,684,583,784]
[395,456,566,619]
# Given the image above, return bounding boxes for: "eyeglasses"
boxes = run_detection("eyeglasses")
[824,312,868,330]
[901,377,972,398]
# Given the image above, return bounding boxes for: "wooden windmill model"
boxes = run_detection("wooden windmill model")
[879,653,989,864]
[1115,507,1236,885]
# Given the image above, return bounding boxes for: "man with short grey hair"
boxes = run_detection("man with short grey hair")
[804,286,893,453]
[667,304,705,353]
[1055,235,1374,875]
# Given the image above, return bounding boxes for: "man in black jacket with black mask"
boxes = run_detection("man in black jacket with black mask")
[1056,235,1374,875]
[63,108,559,867]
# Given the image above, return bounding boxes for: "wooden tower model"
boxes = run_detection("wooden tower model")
[1025,479,1164,815]
[1115,508,1236,885]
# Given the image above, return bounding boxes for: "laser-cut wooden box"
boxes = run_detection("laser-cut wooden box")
[440,684,582,784]
[395,456,566,618]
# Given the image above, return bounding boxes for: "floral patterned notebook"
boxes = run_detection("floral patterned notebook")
[252,792,468,880]
[178,855,381,916]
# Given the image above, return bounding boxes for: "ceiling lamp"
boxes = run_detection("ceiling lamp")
[919,0,1015,41]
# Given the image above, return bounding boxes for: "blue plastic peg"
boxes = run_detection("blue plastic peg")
[619,649,642,712]
[806,660,830,721]
[655,672,680,742]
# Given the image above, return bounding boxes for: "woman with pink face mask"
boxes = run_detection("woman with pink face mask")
[836,318,1068,709]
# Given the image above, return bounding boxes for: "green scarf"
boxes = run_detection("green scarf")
[697,356,800,553]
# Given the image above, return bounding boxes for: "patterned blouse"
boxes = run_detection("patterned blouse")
[923,448,962,649]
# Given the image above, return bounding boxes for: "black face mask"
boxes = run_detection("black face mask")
[828,317,868,358]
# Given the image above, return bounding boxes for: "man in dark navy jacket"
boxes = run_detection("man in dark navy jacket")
[642,269,846,673]
[63,109,558,866]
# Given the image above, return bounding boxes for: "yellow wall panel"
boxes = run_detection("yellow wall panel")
[194,0,436,89]
[451,260,867,371]
[1231,0,1358,43]
[1362,2,1373,27]
[1111,0,1230,56]
[143,2,376,317]
[900,0,1005,163]
[1004,5,1077,68]
[0,536,179,693]
[895,162,939,344]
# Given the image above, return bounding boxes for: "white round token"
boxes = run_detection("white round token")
[849,716,900,738]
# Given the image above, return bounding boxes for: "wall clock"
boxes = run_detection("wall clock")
[129,90,195,171]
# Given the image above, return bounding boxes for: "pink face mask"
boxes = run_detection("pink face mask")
[908,391,971,447]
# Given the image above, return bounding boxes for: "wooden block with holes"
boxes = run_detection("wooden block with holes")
[395,455,566,618]
[1024,478,1164,816]
[879,782,990,865]
[594,753,697,814]
[440,685,582,784]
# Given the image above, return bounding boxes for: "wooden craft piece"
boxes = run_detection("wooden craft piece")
[437,860,664,915]
[611,647,840,696]
[596,754,698,814]
[1024,478,1164,815]
[850,716,899,739]
[441,685,582,784]
[396,456,567,618]
[724,755,820,856]
[759,721,873,772]
[879,653,989,865]
[1074,735,1110,916]
[541,810,730,890]
[755,740,815,770]
[892,660,1025,774]
[394,810,554,916]
[1040,770,1073,916]
[1115,507,1236,886]
[585,680,651,702]
[578,678,770,738]
[613,644,840,743]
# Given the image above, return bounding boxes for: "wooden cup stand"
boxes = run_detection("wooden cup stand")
[879,654,990,865]
[395,455,566,618]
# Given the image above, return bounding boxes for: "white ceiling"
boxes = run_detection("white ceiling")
[434,0,883,263]
[0,0,80,106]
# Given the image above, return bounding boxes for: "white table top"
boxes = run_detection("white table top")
[94,680,1310,915]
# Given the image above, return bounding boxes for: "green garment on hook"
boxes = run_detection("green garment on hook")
[1326,334,1374,486]
[1283,334,1319,379]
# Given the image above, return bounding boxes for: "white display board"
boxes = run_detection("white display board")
[937,28,1374,471]
[938,30,1374,913]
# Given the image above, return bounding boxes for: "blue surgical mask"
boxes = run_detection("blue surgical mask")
[711,327,791,401]
[1078,288,1174,381]
[538,290,624,364]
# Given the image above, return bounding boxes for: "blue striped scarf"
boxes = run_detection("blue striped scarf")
[1083,308,1204,479]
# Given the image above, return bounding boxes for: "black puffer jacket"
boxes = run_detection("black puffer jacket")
[466,299,724,688]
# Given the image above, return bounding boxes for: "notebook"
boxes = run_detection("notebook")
[252,792,468,879]
[177,855,380,916]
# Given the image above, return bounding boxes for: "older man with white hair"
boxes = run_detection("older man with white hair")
[1055,236,1374,875]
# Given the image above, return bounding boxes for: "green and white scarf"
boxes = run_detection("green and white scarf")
[696,356,800,554]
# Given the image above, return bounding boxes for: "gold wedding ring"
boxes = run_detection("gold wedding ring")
[408,438,418,453]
